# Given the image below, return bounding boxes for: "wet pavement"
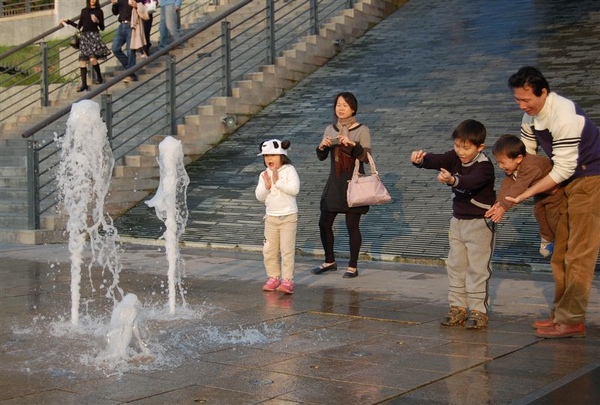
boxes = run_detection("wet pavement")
[2,0,600,403]
[0,243,599,404]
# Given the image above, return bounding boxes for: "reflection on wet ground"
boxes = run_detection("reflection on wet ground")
[1,249,599,404]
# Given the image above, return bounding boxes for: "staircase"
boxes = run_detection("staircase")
[0,0,404,244]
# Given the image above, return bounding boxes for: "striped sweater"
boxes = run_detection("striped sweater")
[520,92,600,183]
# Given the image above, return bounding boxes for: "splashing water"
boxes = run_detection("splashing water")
[104,293,151,361]
[145,136,190,315]
[55,100,123,326]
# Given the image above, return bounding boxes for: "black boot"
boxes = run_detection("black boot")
[92,64,103,84]
[77,67,88,92]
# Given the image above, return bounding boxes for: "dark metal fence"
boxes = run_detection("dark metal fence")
[0,0,54,17]
[10,0,354,229]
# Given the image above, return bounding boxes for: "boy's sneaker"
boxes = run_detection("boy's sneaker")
[465,310,488,329]
[262,277,280,292]
[539,241,554,258]
[277,279,294,294]
[440,306,467,326]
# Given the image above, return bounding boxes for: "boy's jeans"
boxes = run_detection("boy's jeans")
[112,22,136,70]
[263,213,297,281]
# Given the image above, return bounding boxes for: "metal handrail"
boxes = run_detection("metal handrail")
[23,0,251,138]
[12,0,353,229]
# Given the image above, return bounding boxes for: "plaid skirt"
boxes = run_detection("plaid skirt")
[78,31,111,61]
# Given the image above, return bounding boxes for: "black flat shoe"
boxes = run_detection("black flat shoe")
[311,262,337,275]
[94,78,103,85]
[342,269,358,278]
[77,85,89,92]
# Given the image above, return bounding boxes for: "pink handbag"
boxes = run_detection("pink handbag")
[347,152,392,207]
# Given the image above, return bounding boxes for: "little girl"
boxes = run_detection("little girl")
[255,139,300,294]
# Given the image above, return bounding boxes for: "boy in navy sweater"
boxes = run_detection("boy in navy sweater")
[411,119,496,329]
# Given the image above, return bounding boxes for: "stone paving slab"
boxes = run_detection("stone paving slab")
[115,0,600,270]
[1,242,599,404]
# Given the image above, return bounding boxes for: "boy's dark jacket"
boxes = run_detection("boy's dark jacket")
[414,150,496,219]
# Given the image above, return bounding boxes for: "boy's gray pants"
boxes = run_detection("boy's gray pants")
[446,217,496,314]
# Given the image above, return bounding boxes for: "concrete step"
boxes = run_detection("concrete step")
[232,80,280,107]
[113,165,159,179]
[281,49,322,70]
[0,177,28,188]
[0,199,28,213]
[124,154,161,168]
[0,187,28,200]
[0,228,66,244]
[0,155,27,165]
[290,42,331,66]
[0,213,29,229]
[136,143,160,157]
[180,117,225,136]
[40,214,67,231]
[110,177,159,192]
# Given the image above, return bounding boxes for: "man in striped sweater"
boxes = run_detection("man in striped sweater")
[506,66,600,339]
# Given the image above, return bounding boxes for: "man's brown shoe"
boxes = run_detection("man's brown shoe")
[532,317,554,329]
[535,322,585,339]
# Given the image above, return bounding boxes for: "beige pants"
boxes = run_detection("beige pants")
[263,213,298,280]
[552,175,600,324]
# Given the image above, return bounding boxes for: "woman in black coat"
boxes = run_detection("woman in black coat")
[62,0,111,91]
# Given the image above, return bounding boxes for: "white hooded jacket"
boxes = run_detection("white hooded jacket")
[255,164,300,216]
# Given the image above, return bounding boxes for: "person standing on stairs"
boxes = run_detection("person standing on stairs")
[158,0,182,50]
[112,0,139,83]
[61,0,111,92]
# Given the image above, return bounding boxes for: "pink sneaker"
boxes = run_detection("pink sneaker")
[262,277,280,291]
[277,279,294,294]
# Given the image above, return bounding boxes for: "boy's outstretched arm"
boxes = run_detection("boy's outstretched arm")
[411,150,427,165]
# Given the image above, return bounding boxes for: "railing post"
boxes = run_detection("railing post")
[221,21,232,97]
[166,56,177,134]
[102,94,113,149]
[266,0,275,65]
[347,0,355,9]
[310,0,319,35]
[26,140,40,230]
[39,42,49,107]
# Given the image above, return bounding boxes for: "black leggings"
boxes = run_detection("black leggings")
[318,211,363,268]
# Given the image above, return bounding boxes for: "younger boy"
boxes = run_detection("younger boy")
[411,119,496,329]
[485,134,564,257]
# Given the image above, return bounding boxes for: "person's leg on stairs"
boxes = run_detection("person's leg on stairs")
[78,63,88,92]
[91,59,103,84]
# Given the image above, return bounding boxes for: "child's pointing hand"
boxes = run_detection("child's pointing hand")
[411,150,426,164]
[438,168,455,185]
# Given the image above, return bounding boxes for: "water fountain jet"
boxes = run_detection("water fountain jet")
[145,136,190,315]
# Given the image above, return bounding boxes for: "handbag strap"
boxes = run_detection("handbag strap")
[352,152,378,177]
